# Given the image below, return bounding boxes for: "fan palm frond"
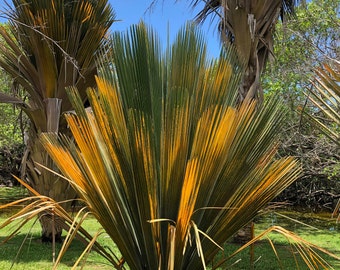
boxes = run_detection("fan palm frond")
[0,0,115,241]
[40,23,309,269]
[0,0,115,112]
[190,0,301,101]
[302,62,340,222]
[304,63,340,145]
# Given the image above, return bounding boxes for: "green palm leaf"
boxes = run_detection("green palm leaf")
[0,0,115,241]
[302,62,340,222]
[190,0,301,101]
[41,23,302,269]
[304,63,340,145]
[0,0,115,111]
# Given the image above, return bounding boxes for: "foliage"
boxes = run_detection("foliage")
[0,0,115,135]
[37,23,313,269]
[0,25,26,181]
[0,0,116,241]
[0,0,115,105]
[303,61,340,220]
[0,211,339,269]
[262,0,340,212]
[189,0,301,101]
[0,67,25,147]
[263,0,339,110]
[0,144,24,186]
[304,63,340,145]
[0,24,27,149]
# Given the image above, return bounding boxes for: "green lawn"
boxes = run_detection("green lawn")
[1,187,339,269]
[217,216,340,270]
[0,215,117,270]
[0,186,28,204]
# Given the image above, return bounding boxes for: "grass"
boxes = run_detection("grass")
[0,187,118,269]
[1,187,339,269]
[0,214,119,270]
[0,186,28,204]
[212,212,340,269]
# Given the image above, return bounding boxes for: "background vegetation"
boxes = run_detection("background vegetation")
[1,0,338,212]
[0,0,339,269]
[262,0,340,212]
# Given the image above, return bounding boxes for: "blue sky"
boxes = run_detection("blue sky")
[112,1,220,57]
[0,0,221,57]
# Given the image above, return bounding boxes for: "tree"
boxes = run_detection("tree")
[262,0,340,212]
[181,0,304,243]
[190,0,303,102]
[263,0,339,112]
[0,25,26,187]
[0,0,115,242]
[39,23,308,269]
[0,24,25,147]
[0,69,24,147]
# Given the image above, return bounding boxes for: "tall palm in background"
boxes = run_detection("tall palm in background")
[0,0,115,241]
[186,0,303,242]
[191,0,302,102]
[40,23,306,269]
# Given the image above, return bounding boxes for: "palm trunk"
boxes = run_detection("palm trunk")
[217,1,282,243]
[21,98,77,242]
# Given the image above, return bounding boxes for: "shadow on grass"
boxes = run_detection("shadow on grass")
[0,233,87,267]
[0,187,29,205]
[0,216,116,269]
[213,240,340,270]
[255,211,340,256]
[212,241,302,270]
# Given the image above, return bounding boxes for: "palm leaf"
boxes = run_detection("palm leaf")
[190,0,301,101]
[0,176,119,267]
[304,63,340,146]
[302,62,340,223]
[1,0,115,111]
[0,0,116,241]
[213,225,339,269]
[40,23,311,269]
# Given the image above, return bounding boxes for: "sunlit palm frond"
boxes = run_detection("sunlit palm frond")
[1,0,115,110]
[190,0,301,101]
[212,225,339,269]
[0,177,119,267]
[0,0,115,241]
[304,63,340,146]
[40,23,306,269]
[302,62,340,223]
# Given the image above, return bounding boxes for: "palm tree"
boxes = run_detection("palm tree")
[39,23,312,269]
[191,0,302,102]
[186,0,302,242]
[0,0,115,242]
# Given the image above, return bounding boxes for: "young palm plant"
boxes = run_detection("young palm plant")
[0,0,115,241]
[39,23,332,269]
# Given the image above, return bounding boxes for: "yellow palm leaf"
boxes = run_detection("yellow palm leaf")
[39,23,320,270]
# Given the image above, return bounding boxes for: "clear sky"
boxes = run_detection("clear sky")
[0,0,221,58]
[111,1,221,57]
